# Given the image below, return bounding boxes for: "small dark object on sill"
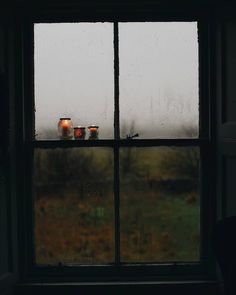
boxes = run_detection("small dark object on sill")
[126,133,139,139]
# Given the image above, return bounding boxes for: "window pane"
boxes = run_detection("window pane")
[120,147,200,262]
[119,22,199,139]
[34,23,114,140]
[34,148,114,265]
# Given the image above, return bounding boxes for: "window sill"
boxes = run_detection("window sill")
[15,280,221,295]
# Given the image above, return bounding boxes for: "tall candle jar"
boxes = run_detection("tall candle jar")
[58,118,73,140]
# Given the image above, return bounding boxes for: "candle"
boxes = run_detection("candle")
[88,125,99,140]
[61,120,70,136]
[74,126,86,140]
[58,118,73,139]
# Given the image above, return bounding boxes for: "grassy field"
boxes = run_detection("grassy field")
[34,147,200,265]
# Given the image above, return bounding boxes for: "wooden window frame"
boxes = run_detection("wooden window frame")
[16,13,215,283]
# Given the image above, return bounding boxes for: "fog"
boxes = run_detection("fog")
[34,22,198,139]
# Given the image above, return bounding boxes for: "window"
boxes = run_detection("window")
[29,21,208,278]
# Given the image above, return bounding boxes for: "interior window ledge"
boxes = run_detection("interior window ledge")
[15,280,221,295]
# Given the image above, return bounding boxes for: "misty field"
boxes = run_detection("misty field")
[34,147,200,265]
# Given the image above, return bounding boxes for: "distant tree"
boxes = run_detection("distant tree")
[158,147,199,183]
[34,148,113,199]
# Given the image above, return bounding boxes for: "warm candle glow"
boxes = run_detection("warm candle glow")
[61,119,70,127]
[89,128,97,132]
[58,118,73,139]
[88,125,99,139]
[74,127,86,139]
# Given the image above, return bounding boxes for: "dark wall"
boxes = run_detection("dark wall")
[1,1,236,295]
[216,20,236,218]
[0,24,10,291]
[0,24,18,295]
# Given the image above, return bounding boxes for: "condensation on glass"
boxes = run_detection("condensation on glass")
[34,148,114,265]
[34,23,114,140]
[120,147,200,262]
[33,22,201,266]
[35,22,198,140]
[119,22,199,139]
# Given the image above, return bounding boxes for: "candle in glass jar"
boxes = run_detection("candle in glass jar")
[88,125,99,140]
[58,118,73,139]
[74,126,86,140]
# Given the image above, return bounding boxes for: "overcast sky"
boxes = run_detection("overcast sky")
[34,22,198,139]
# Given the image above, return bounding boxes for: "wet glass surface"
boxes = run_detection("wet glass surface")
[119,22,199,139]
[34,148,114,265]
[120,147,200,262]
[34,23,114,140]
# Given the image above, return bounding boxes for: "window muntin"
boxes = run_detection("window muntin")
[33,22,201,267]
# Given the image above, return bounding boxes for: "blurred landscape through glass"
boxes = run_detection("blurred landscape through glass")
[34,22,200,265]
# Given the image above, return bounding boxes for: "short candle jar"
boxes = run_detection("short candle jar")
[88,125,99,140]
[58,118,73,140]
[74,126,86,140]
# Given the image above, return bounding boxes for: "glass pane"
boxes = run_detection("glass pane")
[34,23,114,140]
[34,148,114,265]
[119,22,199,139]
[120,147,200,262]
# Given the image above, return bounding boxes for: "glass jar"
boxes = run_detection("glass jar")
[88,125,99,140]
[74,126,86,140]
[58,118,73,140]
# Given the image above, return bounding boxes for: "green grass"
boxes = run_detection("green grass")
[34,146,200,265]
[35,189,199,264]
[120,190,199,262]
